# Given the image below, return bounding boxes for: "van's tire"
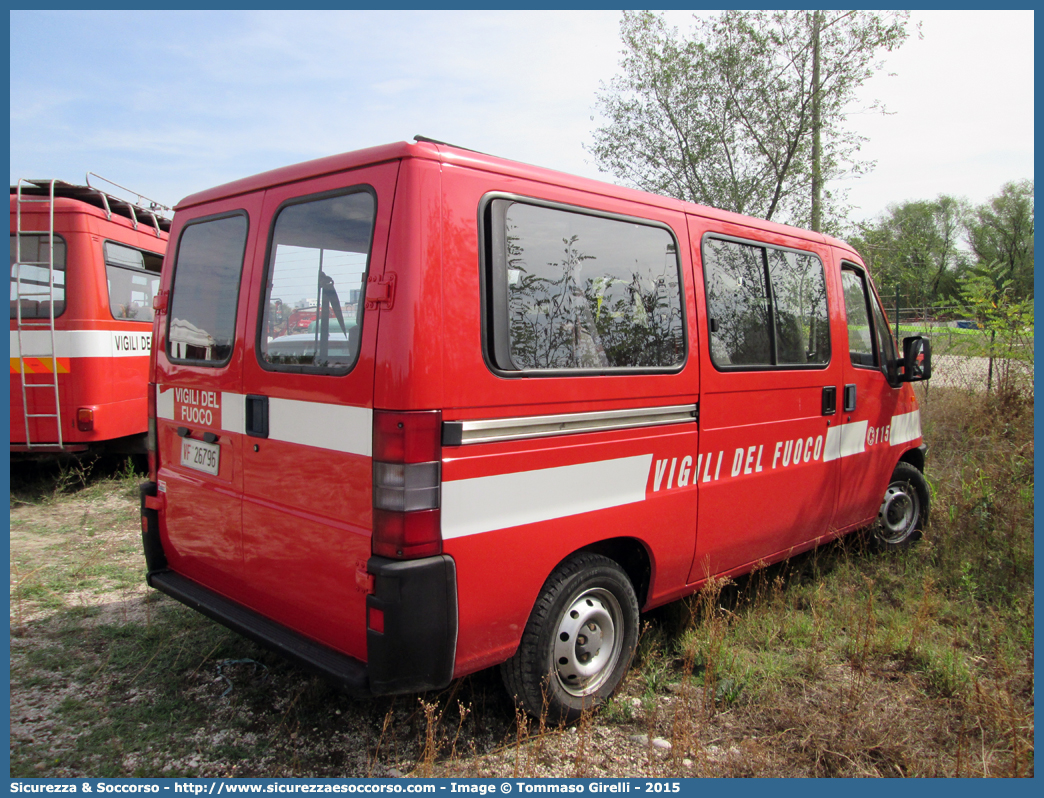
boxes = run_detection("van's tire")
[501,552,639,724]
[873,462,929,550]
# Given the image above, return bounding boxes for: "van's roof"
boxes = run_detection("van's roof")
[175,138,851,252]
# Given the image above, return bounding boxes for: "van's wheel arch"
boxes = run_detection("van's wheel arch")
[873,461,929,550]
[501,552,639,723]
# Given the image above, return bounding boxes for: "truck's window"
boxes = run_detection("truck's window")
[487,200,685,372]
[9,233,67,319]
[104,241,162,323]
[767,248,831,366]
[841,268,876,367]
[703,237,830,369]
[703,239,771,366]
[167,213,248,364]
[259,190,374,372]
[871,291,898,368]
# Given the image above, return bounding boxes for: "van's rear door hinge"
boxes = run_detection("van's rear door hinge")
[355,561,375,594]
[365,272,396,311]
[152,289,169,314]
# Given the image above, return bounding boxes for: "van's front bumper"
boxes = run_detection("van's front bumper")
[141,482,457,697]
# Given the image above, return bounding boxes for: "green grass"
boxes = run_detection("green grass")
[895,322,1034,360]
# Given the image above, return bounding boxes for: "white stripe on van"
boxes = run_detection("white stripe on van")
[156,386,370,456]
[11,329,152,358]
[889,410,921,446]
[267,397,372,456]
[441,454,654,540]
[156,384,175,421]
[221,392,245,435]
[822,420,867,462]
[821,412,921,462]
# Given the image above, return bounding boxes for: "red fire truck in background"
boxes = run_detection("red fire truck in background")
[10,176,170,456]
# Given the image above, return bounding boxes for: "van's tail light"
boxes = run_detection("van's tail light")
[147,383,158,479]
[76,407,95,431]
[372,410,442,559]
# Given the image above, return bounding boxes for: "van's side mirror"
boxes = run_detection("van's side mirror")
[901,336,932,382]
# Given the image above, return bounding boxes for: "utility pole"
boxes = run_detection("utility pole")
[811,10,823,233]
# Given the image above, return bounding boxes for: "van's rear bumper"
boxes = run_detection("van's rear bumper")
[141,482,457,697]
[148,569,371,694]
[11,443,90,454]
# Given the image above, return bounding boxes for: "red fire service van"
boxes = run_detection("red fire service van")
[11,176,170,456]
[140,138,931,721]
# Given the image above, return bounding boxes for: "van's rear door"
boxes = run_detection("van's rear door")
[154,195,263,594]
[237,162,399,662]
[154,193,263,597]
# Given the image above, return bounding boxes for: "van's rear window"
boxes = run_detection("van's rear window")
[486,199,686,373]
[259,190,375,373]
[167,213,248,365]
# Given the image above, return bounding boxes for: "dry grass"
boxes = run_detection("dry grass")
[9,386,1034,777]
[426,384,1035,778]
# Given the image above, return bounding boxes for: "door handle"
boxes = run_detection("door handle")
[245,394,269,438]
[843,384,857,413]
[176,426,218,443]
[822,386,837,416]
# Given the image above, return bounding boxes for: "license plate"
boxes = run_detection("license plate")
[180,438,220,476]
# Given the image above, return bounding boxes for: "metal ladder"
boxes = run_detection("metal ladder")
[13,178,64,449]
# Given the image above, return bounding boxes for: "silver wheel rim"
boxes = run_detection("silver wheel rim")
[878,480,920,544]
[552,587,624,697]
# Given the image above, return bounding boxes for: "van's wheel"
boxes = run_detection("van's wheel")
[873,462,929,550]
[501,552,639,724]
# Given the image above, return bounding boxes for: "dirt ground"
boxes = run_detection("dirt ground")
[7,476,732,778]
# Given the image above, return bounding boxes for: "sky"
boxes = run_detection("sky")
[9,9,1035,229]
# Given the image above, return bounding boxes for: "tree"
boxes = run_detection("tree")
[966,180,1034,299]
[589,10,913,233]
[960,259,1034,395]
[849,196,971,308]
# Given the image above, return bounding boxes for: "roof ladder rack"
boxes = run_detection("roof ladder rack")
[86,172,171,238]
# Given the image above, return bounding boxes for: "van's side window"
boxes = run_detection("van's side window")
[104,241,162,323]
[167,213,248,364]
[703,237,830,369]
[842,264,898,380]
[768,248,831,365]
[871,289,898,370]
[259,190,375,372]
[486,199,685,372]
[10,233,67,319]
[841,269,875,366]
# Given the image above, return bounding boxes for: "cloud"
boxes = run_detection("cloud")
[10,9,1034,219]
